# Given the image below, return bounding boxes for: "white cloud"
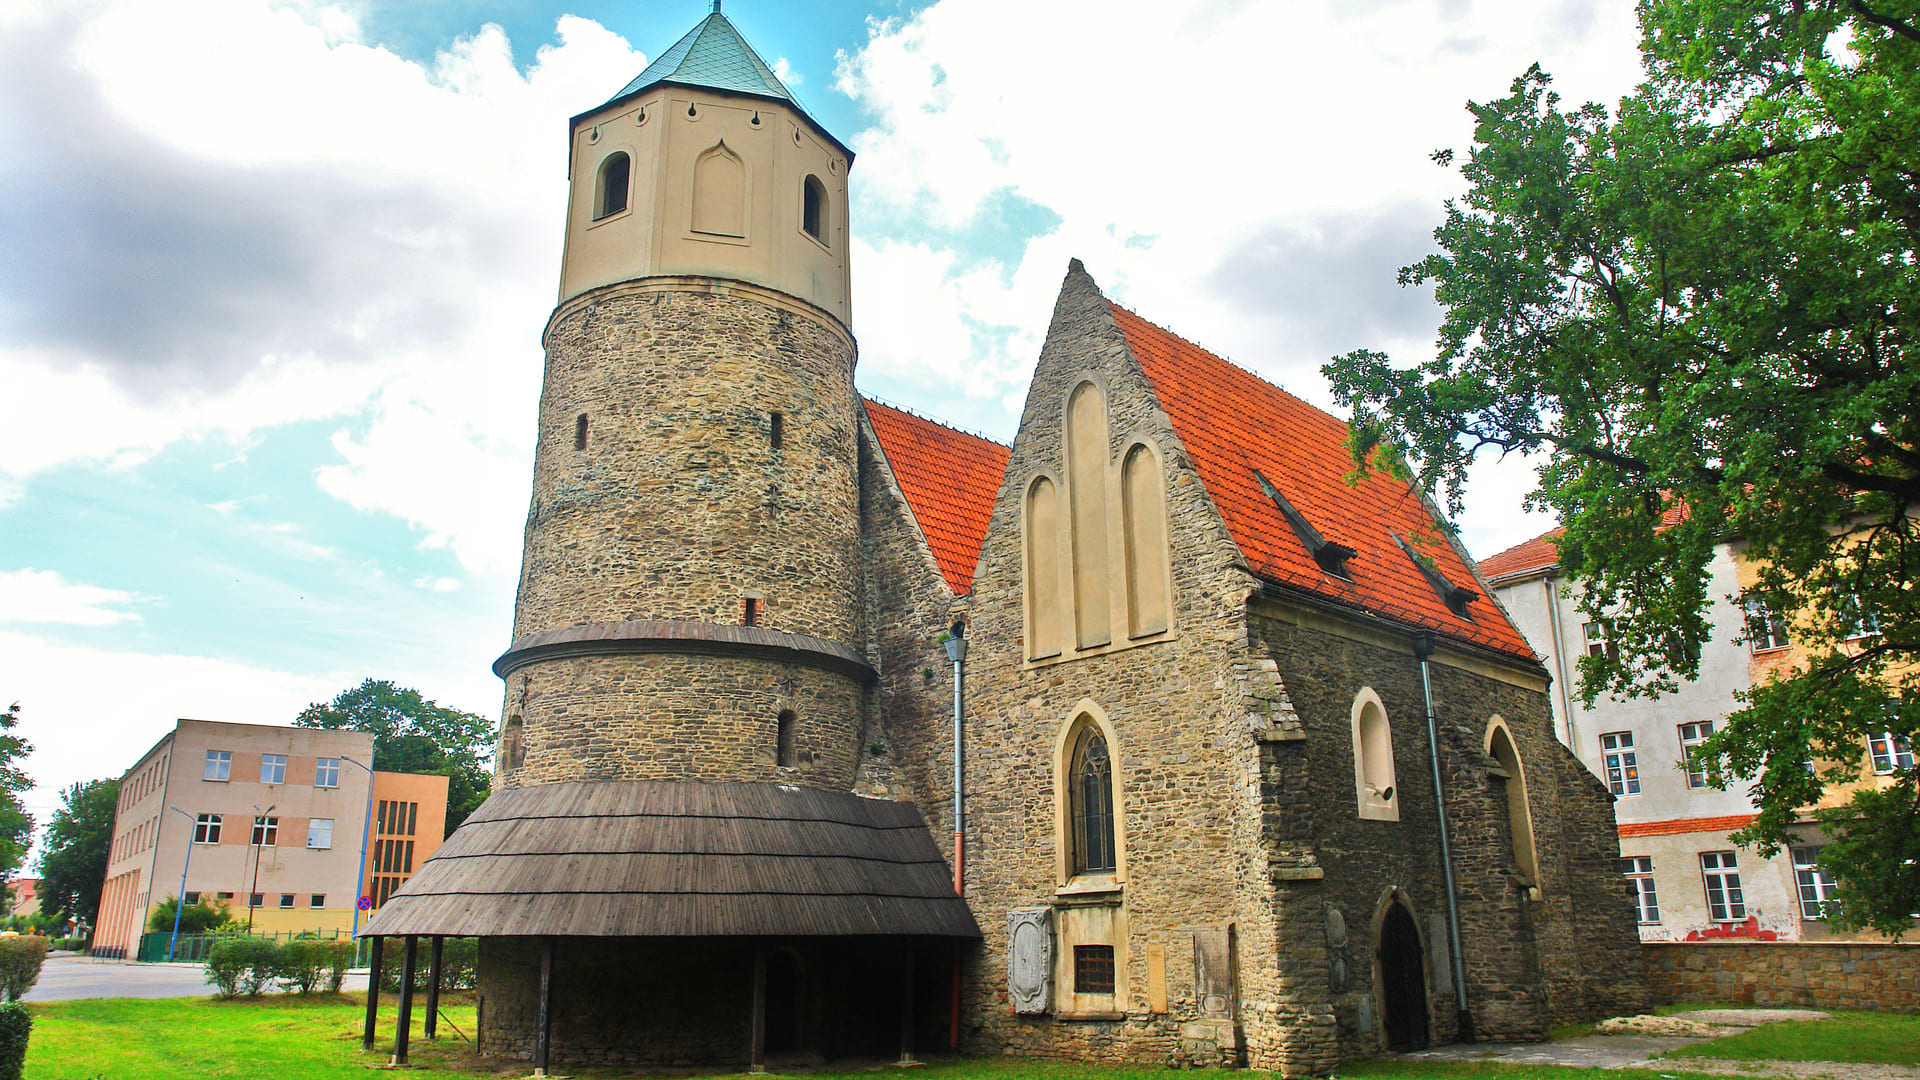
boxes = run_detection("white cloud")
[0,569,142,626]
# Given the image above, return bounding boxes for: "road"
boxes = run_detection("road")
[24,955,369,1002]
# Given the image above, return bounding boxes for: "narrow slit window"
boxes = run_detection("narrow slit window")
[1070,727,1117,875]
[776,709,797,768]
[770,411,783,450]
[743,597,760,627]
[574,413,589,450]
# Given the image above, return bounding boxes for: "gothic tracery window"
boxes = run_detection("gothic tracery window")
[1070,726,1116,875]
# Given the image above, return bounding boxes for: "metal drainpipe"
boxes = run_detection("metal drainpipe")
[943,621,969,1052]
[1542,575,1578,750]
[1414,631,1472,1038]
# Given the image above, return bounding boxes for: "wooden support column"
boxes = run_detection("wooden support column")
[394,935,418,1065]
[361,936,384,1051]
[898,940,916,1065]
[535,937,554,1077]
[749,946,767,1074]
[424,935,443,1040]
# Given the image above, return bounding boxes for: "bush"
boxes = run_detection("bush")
[48,938,86,954]
[147,895,234,935]
[0,938,46,1001]
[205,937,279,998]
[0,1001,30,1080]
[323,939,354,992]
[274,939,329,994]
[377,937,479,992]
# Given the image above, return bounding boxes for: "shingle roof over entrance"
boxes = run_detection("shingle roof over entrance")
[862,399,1010,595]
[1111,303,1537,661]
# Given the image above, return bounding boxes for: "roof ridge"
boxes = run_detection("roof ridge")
[861,394,1008,448]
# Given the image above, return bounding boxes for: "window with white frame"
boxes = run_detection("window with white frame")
[1792,846,1839,919]
[1678,721,1714,789]
[315,758,341,788]
[278,893,295,909]
[193,813,222,844]
[1600,731,1641,795]
[204,750,232,781]
[310,894,325,908]
[1583,620,1615,659]
[1869,732,1913,774]
[1743,596,1791,651]
[1834,590,1881,639]
[1620,856,1660,923]
[251,816,278,846]
[307,818,333,849]
[183,891,200,904]
[1700,851,1745,922]
[260,754,286,784]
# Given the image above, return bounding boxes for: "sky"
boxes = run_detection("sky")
[0,0,1645,855]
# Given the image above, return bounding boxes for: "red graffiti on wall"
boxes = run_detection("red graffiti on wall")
[1683,916,1779,941]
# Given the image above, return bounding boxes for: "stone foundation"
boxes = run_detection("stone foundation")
[1645,942,1920,1011]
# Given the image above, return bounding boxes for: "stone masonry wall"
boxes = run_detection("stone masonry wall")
[1646,942,1920,1010]
[497,652,865,790]
[943,263,1303,1071]
[515,279,861,645]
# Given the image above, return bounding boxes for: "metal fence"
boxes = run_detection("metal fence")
[135,928,355,964]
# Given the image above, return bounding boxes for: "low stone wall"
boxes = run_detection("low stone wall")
[1645,942,1920,1011]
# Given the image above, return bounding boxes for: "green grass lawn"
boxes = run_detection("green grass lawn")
[1663,1010,1920,1065]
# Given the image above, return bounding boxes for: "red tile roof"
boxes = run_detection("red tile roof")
[1478,528,1565,583]
[1617,814,1758,839]
[1112,303,1537,661]
[862,398,1011,595]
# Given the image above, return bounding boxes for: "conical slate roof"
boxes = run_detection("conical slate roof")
[608,8,796,107]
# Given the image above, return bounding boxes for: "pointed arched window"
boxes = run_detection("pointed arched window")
[1070,726,1116,875]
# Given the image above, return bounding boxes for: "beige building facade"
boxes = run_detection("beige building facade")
[93,719,446,958]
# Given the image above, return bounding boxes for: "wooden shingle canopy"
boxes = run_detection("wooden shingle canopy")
[362,781,982,939]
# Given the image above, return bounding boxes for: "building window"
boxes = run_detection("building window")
[251,816,278,847]
[204,750,232,781]
[1743,596,1791,651]
[193,813,222,844]
[217,891,233,901]
[1621,856,1660,923]
[1600,731,1640,795]
[1869,732,1914,774]
[183,891,200,905]
[594,151,630,219]
[1069,726,1117,875]
[769,411,783,450]
[260,754,287,784]
[574,413,589,450]
[1678,721,1714,789]
[1835,590,1881,639]
[742,596,761,627]
[311,894,326,908]
[775,710,796,768]
[1700,851,1745,922]
[315,758,340,788]
[307,818,333,849]
[1792,846,1839,919]
[249,893,264,909]
[279,893,295,909]
[801,174,826,241]
[1583,620,1615,659]
[1073,945,1115,994]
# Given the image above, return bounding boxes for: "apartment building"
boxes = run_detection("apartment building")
[93,719,448,958]
[1481,530,1908,943]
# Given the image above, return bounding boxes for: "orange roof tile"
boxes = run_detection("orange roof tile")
[862,398,1011,595]
[1478,528,1565,583]
[1617,814,1758,839]
[1112,303,1537,661]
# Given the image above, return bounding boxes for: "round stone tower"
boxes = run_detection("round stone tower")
[495,4,866,792]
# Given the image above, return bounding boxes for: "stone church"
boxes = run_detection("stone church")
[365,6,1648,1074]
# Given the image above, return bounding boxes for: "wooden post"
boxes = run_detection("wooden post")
[362,936,384,1051]
[950,938,962,1049]
[749,946,767,1073]
[424,935,443,1040]
[535,937,554,1076]
[394,935,418,1065]
[898,940,915,1065]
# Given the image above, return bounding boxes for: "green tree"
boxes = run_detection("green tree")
[294,679,492,835]
[145,894,234,935]
[0,707,32,888]
[35,778,117,930]
[1324,1,1919,933]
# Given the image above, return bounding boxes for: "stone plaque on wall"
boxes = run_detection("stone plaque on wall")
[1007,908,1053,1014]
[1191,927,1235,1019]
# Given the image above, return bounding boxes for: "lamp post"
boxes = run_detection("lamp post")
[165,805,196,961]
[245,802,275,933]
[342,755,377,939]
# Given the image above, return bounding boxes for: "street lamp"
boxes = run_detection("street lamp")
[341,755,377,939]
[245,803,275,933]
[165,805,197,961]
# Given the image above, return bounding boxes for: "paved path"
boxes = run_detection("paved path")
[23,955,368,1002]
[1400,1009,1920,1080]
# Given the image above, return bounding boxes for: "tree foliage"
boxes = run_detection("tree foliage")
[1324,1,1919,933]
[145,894,235,935]
[0,707,32,888]
[35,778,117,930]
[294,679,492,835]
